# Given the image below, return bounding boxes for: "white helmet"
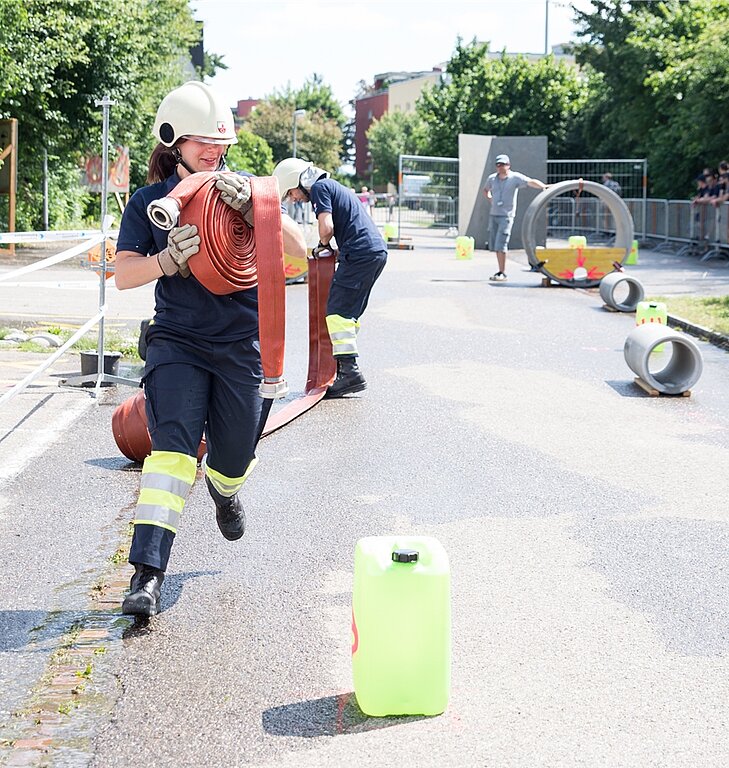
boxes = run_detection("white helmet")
[272,157,329,200]
[153,81,237,147]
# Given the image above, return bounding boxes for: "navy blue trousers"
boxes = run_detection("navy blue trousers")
[129,330,272,570]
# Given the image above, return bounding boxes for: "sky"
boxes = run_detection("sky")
[191,0,595,112]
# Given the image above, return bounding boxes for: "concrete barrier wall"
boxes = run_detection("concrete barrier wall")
[458,134,547,251]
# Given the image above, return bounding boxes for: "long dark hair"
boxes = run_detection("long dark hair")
[147,142,180,184]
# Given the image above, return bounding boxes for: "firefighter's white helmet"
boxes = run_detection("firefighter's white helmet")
[153,81,238,147]
[272,157,329,200]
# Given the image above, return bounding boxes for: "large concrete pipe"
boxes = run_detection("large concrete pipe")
[521,179,634,288]
[599,271,645,312]
[623,324,703,395]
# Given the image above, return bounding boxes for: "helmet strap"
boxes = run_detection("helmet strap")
[173,146,196,176]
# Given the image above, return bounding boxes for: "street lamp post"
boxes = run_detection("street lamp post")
[292,108,306,158]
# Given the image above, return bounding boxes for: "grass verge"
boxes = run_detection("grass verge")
[647,295,729,337]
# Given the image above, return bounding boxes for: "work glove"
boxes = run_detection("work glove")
[157,223,200,278]
[214,172,254,227]
[311,242,334,258]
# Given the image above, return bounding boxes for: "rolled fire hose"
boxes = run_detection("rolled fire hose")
[147,173,287,398]
[261,253,337,437]
[599,271,645,312]
[623,323,703,394]
[112,389,207,463]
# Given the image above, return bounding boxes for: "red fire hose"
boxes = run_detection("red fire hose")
[261,254,337,437]
[148,172,286,396]
[112,176,335,461]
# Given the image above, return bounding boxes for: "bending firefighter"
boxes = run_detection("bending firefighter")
[273,158,387,398]
[114,82,306,616]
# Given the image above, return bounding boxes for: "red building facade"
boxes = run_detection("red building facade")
[354,90,388,180]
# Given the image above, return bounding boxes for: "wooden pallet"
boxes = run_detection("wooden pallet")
[634,377,691,397]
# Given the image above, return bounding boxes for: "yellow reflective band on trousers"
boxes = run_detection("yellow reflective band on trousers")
[205,456,259,498]
[134,450,197,534]
[326,314,358,356]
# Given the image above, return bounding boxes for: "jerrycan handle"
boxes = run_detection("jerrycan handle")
[392,549,419,563]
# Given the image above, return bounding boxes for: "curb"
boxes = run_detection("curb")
[668,314,729,353]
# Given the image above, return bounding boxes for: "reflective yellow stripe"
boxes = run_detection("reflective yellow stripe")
[133,451,196,534]
[326,314,358,355]
[143,450,197,484]
[205,457,259,497]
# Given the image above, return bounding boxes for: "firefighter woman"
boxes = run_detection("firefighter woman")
[115,82,306,616]
[272,158,387,398]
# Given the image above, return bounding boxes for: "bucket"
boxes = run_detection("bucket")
[455,235,474,260]
[352,535,450,716]
[383,223,399,241]
[636,300,667,352]
[626,239,639,265]
[80,350,121,377]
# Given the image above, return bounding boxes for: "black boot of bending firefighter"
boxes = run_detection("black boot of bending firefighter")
[325,355,367,398]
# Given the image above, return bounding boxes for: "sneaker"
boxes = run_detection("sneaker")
[489,272,508,281]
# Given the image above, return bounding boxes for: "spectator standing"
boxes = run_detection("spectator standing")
[482,154,548,282]
[602,172,622,196]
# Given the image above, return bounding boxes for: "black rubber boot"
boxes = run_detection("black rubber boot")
[325,355,367,398]
[206,476,246,541]
[122,563,165,617]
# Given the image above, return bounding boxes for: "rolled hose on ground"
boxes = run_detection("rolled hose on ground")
[112,389,207,463]
[147,173,286,397]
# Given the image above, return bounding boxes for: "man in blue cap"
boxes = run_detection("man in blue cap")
[482,154,548,281]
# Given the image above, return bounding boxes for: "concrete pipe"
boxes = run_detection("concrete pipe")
[521,179,634,288]
[623,324,703,395]
[599,271,645,312]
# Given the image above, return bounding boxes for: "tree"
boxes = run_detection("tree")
[367,112,429,186]
[0,0,219,229]
[225,129,274,176]
[572,0,729,197]
[246,75,345,169]
[417,39,589,159]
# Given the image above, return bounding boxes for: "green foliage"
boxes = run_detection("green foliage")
[417,39,589,159]
[0,0,220,230]
[367,112,429,185]
[246,75,346,169]
[572,0,729,197]
[226,130,274,175]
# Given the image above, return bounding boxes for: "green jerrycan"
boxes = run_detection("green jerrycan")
[351,535,451,717]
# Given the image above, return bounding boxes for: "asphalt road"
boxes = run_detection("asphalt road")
[0,234,728,767]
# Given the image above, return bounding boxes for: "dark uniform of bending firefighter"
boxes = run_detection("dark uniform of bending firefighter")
[114,82,306,616]
[273,158,387,398]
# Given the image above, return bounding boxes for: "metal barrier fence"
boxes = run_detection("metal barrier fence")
[0,222,130,407]
[544,192,729,263]
[547,158,648,240]
[397,154,459,230]
[0,95,138,409]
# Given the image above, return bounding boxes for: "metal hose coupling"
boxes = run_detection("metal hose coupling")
[259,376,289,399]
[146,197,181,230]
